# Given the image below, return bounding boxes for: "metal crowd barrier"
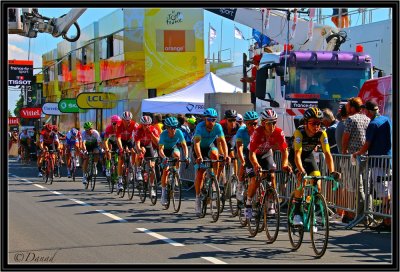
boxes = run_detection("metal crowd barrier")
[177,147,392,229]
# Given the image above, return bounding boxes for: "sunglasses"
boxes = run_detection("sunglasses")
[167,126,177,130]
[265,121,277,126]
[228,118,236,122]
[247,122,258,127]
[112,122,117,125]
[206,118,217,122]
[309,121,321,127]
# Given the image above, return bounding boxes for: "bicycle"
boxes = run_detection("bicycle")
[106,150,119,194]
[118,150,133,199]
[41,150,57,185]
[84,152,97,191]
[53,150,62,178]
[163,158,187,213]
[136,156,159,205]
[246,169,281,241]
[69,146,79,182]
[197,158,224,222]
[287,174,340,258]
[20,144,30,164]
[225,158,239,217]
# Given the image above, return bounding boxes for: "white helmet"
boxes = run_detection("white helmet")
[140,115,152,125]
[121,111,133,121]
[260,108,278,121]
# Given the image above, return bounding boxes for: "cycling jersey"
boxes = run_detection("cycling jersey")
[40,130,59,146]
[193,121,224,149]
[292,125,330,156]
[66,130,82,146]
[159,129,185,150]
[117,121,139,141]
[19,133,30,144]
[249,126,287,155]
[219,119,240,145]
[82,129,102,145]
[104,123,120,142]
[235,126,253,150]
[134,125,160,148]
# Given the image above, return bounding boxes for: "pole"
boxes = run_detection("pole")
[28,38,31,60]
[208,22,210,62]
[219,19,223,62]
[233,25,236,62]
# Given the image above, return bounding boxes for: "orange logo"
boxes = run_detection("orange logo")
[164,30,185,52]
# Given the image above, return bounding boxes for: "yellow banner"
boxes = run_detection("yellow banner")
[144,8,204,90]
[76,92,117,109]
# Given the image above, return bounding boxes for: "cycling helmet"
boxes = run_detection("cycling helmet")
[203,108,218,118]
[111,114,121,123]
[187,116,196,125]
[260,108,278,121]
[70,128,78,137]
[83,121,93,130]
[121,111,133,121]
[164,117,179,128]
[224,109,238,119]
[243,111,259,121]
[140,115,152,125]
[52,125,58,132]
[303,107,323,120]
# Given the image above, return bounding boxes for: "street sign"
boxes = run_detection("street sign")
[58,98,79,113]
[76,92,117,109]
[19,107,42,119]
[42,103,62,115]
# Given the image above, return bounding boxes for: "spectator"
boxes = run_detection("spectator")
[240,54,262,106]
[331,8,349,28]
[177,114,192,146]
[322,108,339,154]
[152,113,163,133]
[9,128,19,151]
[335,105,348,154]
[342,97,371,224]
[352,100,392,231]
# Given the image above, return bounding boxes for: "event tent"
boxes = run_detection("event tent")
[141,72,242,114]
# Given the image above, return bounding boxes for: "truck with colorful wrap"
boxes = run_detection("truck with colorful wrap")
[255,49,373,138]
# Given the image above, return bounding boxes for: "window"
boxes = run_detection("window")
[68,54,72,71]
[57,59,62,75]
[81,47,87,65]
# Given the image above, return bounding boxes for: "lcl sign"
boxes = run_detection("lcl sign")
[20,107,42,119]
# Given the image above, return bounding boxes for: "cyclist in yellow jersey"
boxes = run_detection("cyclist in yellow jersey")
[288,107,341,225]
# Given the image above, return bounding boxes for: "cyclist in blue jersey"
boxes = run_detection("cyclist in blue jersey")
[235,111,259,201]
[158,117,190,205]
[193,108,230,216]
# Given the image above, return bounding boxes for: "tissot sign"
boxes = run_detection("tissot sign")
[8,60,33,86]
[19,107,42,119]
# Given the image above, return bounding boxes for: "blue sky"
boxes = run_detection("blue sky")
[8,7,390,115]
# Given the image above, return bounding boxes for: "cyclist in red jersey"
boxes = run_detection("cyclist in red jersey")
[104,115,122,177]
[37,124,60,177]
[245,108,291,218]
[115,111,139,192]
[134,115,160,197]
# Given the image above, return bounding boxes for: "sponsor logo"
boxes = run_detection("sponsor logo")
[186,103,194,112]
[295,137,301,144]
[166,10,184,25]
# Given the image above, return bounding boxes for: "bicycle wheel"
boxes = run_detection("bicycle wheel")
[90,162,97,191]
[199,182,207,218]
[127,167,135,200]
[210,176,221,223]
[48,158,54,185]
[172,172,182,213]
[287,193,304,250]
[263,187,280,244]
[247,187,262,237]
[148,168,158,205]
[164,182,171,210]
[71,156,76,182]
[138,169,147,203]
[310,193,329,258]
[218,172,226,214]
[228,175,239,217]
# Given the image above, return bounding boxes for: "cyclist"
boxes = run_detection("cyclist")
[37,124,60,177]
[289,107,341,225]
[65,128,82,178]
[235,111,259,201]
[81,122,104,186]
[53,125,66,165]
[158,117,190,205]
[134,115,160,197]
[236,113,245,127]
[193,108,230,216]
[116,111,139,193]
[245,108,291,218]
[104,115,122,177]
[18,128,31,162]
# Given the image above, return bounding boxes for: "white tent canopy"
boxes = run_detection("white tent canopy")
[141,72,242,114]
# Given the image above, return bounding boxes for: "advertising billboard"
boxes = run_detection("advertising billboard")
[144,8,205,90]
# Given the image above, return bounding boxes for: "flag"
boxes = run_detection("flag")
[209,26,217,44]
[252,29,272,48]
[234,26,244,40]
[307,8,316,41]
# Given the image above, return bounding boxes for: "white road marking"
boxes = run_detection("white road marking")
[205,243,227,252]
[21,178,32,183]
[96,210,127,222]
[33,184,45,189]
[50,190,63,195]
[201,256,227,264]
[69,198,91,207]
[137,228,184,247]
